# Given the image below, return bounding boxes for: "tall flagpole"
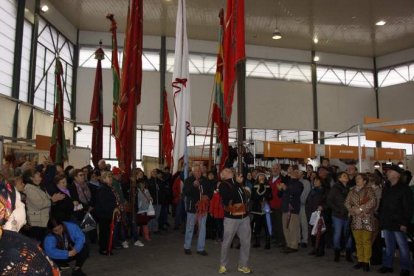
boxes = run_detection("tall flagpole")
[237,61,246,175]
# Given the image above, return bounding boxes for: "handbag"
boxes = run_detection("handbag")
[146,201,155,217]
[80,212,97,232]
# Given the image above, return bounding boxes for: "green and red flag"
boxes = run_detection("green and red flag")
[89,46,104,168]
[118,0,143,176]
[50,58,68,165]
[162,91,173,168]
[223,0,245,124]
[106,14,121,159]
[212,9,229,170]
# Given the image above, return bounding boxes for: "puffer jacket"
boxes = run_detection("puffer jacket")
[327,182,349,219]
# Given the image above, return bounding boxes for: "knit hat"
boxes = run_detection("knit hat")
[112,167,122,175]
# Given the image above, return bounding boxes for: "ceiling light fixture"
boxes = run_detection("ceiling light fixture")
[41,4,49,12]
[272,28,282,40]
[313,37,319,44]
[313,56,320,62]
[399,128,407,134]
[73,126,82,133]
[375,20,386,26]
[373,161,381,169]
[398,161,404,168]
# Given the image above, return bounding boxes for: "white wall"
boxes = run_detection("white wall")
[318,84,376,132]
[379,82,414,120]
[76,69,160,126]
[377,47,414,69]
[245,78,313,130]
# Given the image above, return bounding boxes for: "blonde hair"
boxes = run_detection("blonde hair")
[101,171,113,180]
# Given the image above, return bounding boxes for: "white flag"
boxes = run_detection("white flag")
[172,0,191,174]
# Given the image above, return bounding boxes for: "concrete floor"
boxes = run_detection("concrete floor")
[72,229,405,276]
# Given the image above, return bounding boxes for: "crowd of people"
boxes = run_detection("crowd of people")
[0,155,414,275]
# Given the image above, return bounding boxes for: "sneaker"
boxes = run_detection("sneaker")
[134,240,144,247]
[59,263,70,271]
[218,266,227,274]
[122,241,129,249]
[237,267,252,274]
[196,250,208,256]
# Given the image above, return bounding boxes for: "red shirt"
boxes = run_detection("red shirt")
[268,176,282,209]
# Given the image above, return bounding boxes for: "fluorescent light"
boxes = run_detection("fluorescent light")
[41,4,49,12]
[399,128,407,134]
[272,29,282,40]
[376,20,386,26]
[398,162,404,168]
[313,37,319,44]
[373,161,381,169]
[313,56,320,62]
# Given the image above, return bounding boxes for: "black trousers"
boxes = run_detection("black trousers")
[98,218,112,252]
[53,244,89,268]
[271,208,284,244]
[253,214,270,237]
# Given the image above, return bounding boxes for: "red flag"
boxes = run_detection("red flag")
[50,58,68,164]
[212,10,229,170]
[223,0,245,122]
[118,0,143,176]
[89,46,104,168]
[106,14,121,159]
[162,91,173,168]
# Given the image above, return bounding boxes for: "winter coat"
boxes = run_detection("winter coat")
[345,186,377,232]
[148,177,170,205]
[24,184,51,227]
[218,178,250,219]
[327,182,349,220]
[94,184,117,220]
[279,178,303,214]
[305,186,326,220]
[183,176,210,213]
[137,188,152,214]
[268,175,284,209]
[51,194,74,222]
[43,221,85,260]
[379,181,413,231]
[250,183,272,215]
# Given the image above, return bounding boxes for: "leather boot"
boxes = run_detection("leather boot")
[346,250,353,263]
[142,225,151,241]
[334,249,340,262]
[253,234,260,248]
[265,235,271,250]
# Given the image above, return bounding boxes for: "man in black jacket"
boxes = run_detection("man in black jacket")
[378,165,413,276]
[278,169,304,254]
[218,168,251,274]
[183,165,211,256]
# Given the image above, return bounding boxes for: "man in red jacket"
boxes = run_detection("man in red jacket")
[268,164,286,247]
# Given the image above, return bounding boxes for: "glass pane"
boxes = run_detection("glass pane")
[142,130,159,157]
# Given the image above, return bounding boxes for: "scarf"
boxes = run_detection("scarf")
[58,187,71,198]
[0,180,15,238]
[74,181,91,205]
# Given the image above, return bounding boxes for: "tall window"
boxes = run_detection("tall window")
[0,0,17,97]
[19,20,33,102]
[34,17,74,118]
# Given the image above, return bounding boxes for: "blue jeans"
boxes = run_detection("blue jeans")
[184,212,207,251]
[148,204,162,232]
[332,216,352,250]
[382,230,411,271]
[175,199,186,227]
